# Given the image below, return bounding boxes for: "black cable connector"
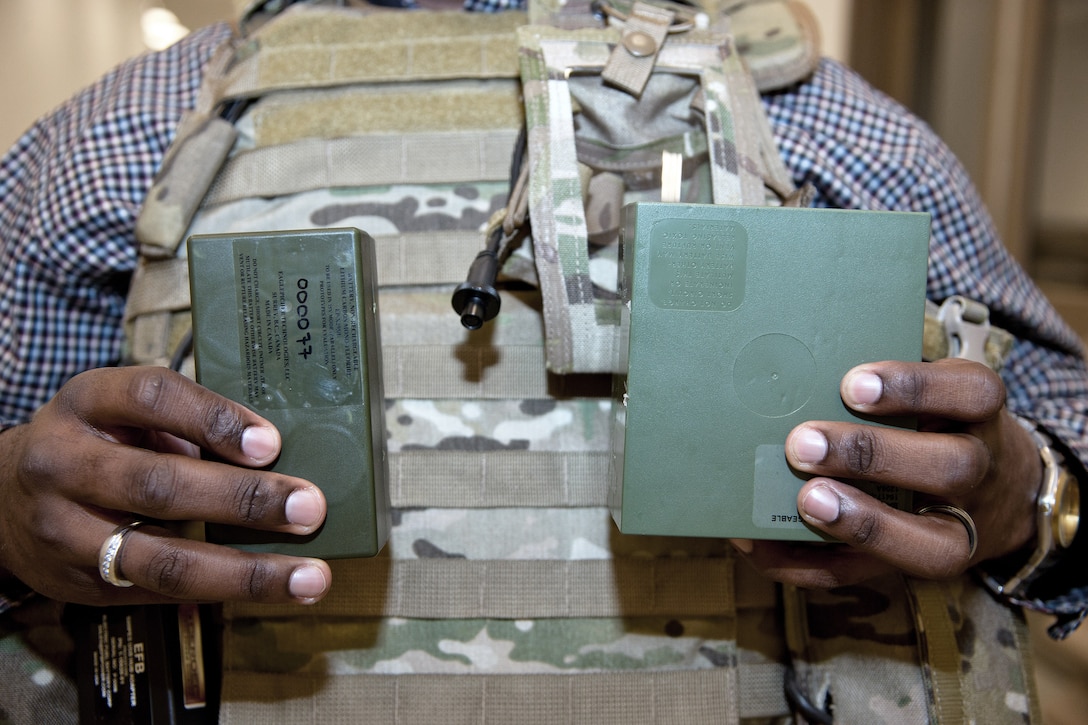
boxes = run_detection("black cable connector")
[451,249,501,330]
[453,125,527,331]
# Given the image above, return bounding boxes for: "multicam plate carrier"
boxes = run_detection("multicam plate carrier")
[121,1,1033,723]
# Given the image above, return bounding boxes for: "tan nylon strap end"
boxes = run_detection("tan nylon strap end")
[601,2,675,98]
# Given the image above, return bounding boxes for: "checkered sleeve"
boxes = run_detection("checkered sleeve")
[763,58,1088,637]
[0,23,234,431]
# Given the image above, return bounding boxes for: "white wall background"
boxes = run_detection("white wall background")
[0,0,231,150]
[1038,0,1088,230]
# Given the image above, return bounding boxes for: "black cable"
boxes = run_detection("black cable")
[783,667,834,725]
[451,125,528,330]
[169,329,194,373]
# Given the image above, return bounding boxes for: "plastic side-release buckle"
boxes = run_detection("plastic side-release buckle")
[936,295,992,365]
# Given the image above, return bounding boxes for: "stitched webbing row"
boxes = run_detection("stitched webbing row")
[388,450,609,508]
[127,232,494,323]
[226,557,735,619]
[219,670,748,724]
[203,130,520,207]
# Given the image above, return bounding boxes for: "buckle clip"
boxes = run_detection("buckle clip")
[937,295,992,365]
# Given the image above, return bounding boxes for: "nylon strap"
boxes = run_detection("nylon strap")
[219,670,743,724]
[136,112,238,258]
[382,345,548,399]
[378,289,544,345]
[226,556,735,619]
[601,2,675,98]
[906,578,966,725]
[203,130,519,207]
[134,39,236,258]
[124,257,192,320]
[388,450,609,508]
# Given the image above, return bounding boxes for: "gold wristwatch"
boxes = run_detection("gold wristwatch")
[984,417,1081,600]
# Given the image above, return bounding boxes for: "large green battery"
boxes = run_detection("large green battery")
[609,203,930,540]
[188,228,389,558]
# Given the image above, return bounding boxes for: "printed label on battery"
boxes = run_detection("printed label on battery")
[648,218,746,312]
[233,239,363,410]
[91,612,145,711]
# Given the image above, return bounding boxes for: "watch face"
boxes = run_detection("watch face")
[1055,471,1080,549]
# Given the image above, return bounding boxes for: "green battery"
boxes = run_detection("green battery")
[188,228,389,558]
[609,203,930,541]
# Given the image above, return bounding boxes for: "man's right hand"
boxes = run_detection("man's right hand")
[0,366,331,606]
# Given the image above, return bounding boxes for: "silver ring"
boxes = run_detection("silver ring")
[915,504,978,560]
[98,521,146,588]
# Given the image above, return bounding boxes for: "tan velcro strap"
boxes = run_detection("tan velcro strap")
[220,669,743,724]
[227,556,735,619]
[203,130,519,207]
[247,81,524,148]
[219,8,525,99]
[388,450,609,508]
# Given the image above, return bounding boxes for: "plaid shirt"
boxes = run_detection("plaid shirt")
[1,16,1086,634]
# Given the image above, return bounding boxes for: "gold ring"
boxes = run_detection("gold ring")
[98,521,146,588]
[915,504,978,559]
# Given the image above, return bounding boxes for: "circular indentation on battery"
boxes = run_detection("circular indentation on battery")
[623,31,657,58]
[732,334,816,418]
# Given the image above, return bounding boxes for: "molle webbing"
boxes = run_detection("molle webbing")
[220,670,742,724]
[388,450,609,508]
[204,128,520,206]
[228,556,736,620]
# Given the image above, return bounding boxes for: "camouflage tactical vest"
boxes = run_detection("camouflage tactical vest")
[121,1,1035,723]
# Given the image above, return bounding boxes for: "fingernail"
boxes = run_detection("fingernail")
[286,488,324,528]
[241,426,278,461]
[844,371,883,407]
[791,427,828,464]
[289,564,329,601]
[802,485,841,524]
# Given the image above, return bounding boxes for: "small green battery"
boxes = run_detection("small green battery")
[610,203,930,541]
[188,228,389,558]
